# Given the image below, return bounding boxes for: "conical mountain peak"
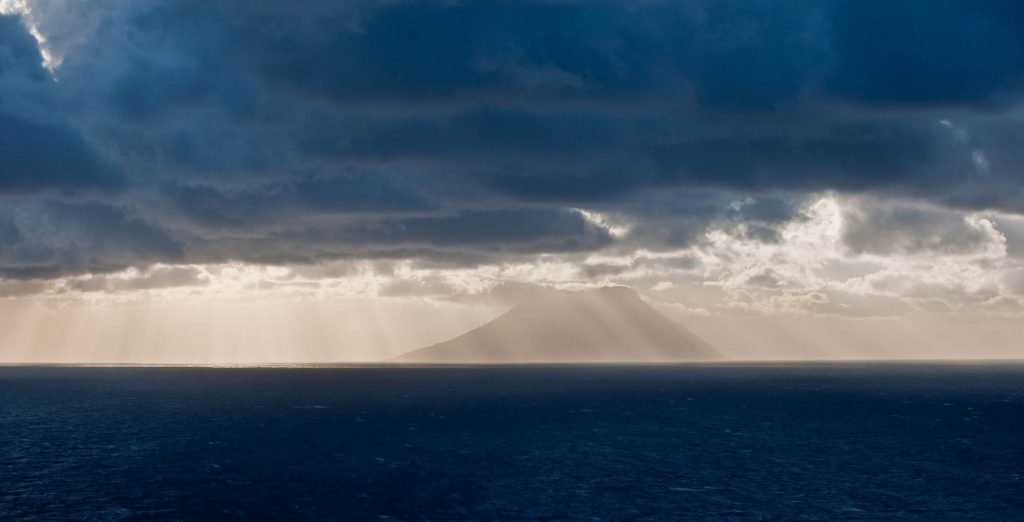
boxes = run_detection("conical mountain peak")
[394,286,720,363]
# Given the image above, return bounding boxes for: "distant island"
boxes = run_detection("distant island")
[393,286,720,363]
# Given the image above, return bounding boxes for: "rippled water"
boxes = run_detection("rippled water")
[1,364,1022,520]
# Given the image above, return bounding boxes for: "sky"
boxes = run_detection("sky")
[0,0,1022,362]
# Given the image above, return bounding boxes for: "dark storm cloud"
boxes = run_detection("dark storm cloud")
[828,0,1024,107]
[0,16,122,194]
[0,201,183,279]
[0,16,44,80]
[5,1,1024,278]
[0,112,122,194]
[179,207,613,267]
[589,190,805,251]
[167,174,434,229]
[841,202,991,256]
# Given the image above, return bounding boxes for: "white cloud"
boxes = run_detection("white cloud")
[575,208,631,239]
[0,0,110,72]
[4,194,1023,320]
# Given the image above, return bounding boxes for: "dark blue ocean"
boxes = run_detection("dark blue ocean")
[1,364,1022,520]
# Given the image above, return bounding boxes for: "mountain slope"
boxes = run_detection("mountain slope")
[394,286,720,363]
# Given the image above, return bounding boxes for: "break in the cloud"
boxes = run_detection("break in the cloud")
[2,0,1024,323]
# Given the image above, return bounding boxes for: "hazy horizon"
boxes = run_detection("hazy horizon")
[1,2,1022,363]
[1,285,1021,364]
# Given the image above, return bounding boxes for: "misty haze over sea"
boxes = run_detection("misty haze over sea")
[3,364,1023,520]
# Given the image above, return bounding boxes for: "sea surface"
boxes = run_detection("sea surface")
[1,363,1022,520]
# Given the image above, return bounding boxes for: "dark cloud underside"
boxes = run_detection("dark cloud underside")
[3,1,1024,278]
